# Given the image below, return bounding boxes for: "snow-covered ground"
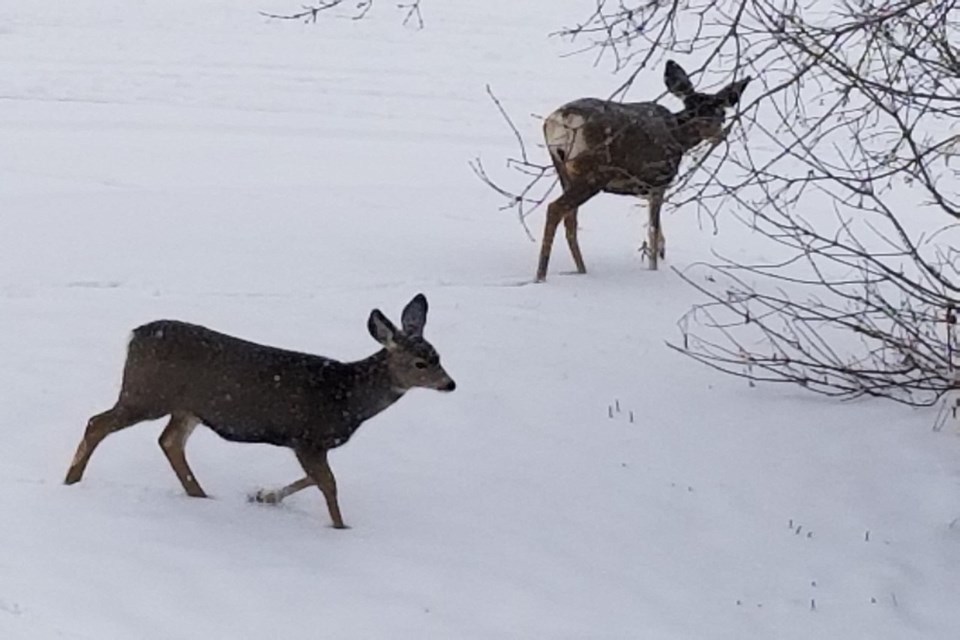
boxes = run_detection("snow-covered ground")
[1,1,959,638]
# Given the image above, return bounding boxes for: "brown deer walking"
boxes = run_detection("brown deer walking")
[536,60,751,281]
[64,294,455,529]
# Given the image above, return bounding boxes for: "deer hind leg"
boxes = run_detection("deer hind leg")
[536,201,566,282]
[563,210,587,274]
[553,155,587,274]
[249,476,315,505]
[158,412,207,498]
[537,185,598,282]
[295,448,346,529]
[65,404,149,485]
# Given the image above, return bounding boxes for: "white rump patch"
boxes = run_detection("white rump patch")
[544,111,589,163]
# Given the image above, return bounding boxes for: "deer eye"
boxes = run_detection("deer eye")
[414,360,428,369]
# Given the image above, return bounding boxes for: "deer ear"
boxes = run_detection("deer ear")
[664,60,695,98]
[368,309,398,347]
[717,77,751,107]
[401,293,428,338]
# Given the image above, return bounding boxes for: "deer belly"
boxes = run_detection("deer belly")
[200,414,297,447]
[602,157,679,195]
[191,392,314,447]
[604,179,651,196]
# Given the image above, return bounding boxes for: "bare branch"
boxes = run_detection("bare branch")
[261,0,425,27]
[480,0,960,406]
[470,86,557,241]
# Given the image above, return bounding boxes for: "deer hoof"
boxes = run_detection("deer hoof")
[639,242,666,263]
[249,489,282,505]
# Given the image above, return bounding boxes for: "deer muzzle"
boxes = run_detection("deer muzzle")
[436,372,457,392]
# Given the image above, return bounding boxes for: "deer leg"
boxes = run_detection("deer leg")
[158,413,207,498]
[64,404,148,485]
[646,191,665,270]
[295,448,346,529]
[249,476,316,505]
[550,154,572,193]
[537,186,598,282]
[536,201,566,282]
[563,209,587,274]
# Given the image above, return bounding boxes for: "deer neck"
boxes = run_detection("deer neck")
[672,110,710,152]
[341,349,405,424]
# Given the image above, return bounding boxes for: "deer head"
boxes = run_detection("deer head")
[664,60,751,145]
[367,293,456,393]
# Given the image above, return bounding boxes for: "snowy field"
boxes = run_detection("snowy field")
[1,1,959,638]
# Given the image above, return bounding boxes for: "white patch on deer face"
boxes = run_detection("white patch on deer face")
[544,111,590,164]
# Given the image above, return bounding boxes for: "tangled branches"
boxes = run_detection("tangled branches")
[672,211,960,406]
[481,0,959,405]
[580,0,958,406]
[261,0,424,28]
[666,0,959,406]
[469,86,557,241]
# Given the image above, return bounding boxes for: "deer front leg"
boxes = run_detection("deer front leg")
[295,448,346,529]
[249,476,315,505]
[640,192,665,270]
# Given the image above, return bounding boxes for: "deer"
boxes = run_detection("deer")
[536,60,751,282]
[63,293,455,530]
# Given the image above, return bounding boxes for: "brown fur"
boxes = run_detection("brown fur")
[536,61,750,281]
[64,294,455,530]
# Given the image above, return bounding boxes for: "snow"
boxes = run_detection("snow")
[1,1,959,638]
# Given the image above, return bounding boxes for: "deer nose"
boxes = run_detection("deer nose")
[440,379,456,392]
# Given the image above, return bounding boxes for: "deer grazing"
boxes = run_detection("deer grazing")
[536,60,751,281]
[64,293,455,529]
